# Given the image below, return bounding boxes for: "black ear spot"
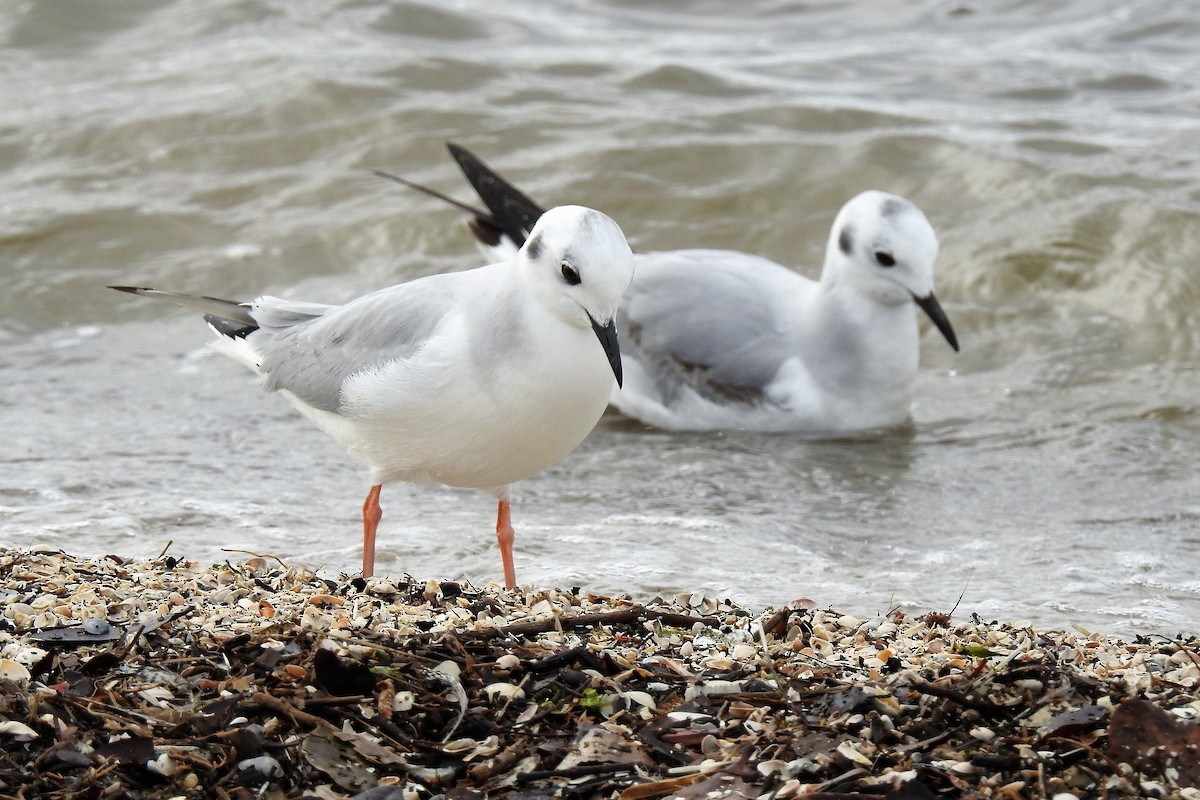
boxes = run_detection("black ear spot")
[874,251,896,267]
[880,197,907,219]
[561,261,581,285]
[838,225,854,256]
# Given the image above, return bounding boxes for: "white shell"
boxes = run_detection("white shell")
[483,682,526,701]
[0,659,31,683]
[0,721,38,741]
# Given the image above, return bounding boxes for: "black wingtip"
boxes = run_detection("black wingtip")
[109,285,147,294]
[445,142,547,247]
[204,313,257,339]
[372,144,550,251]
[467,218,507,249]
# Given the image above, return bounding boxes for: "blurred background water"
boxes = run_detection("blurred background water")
[2,0,1198,638]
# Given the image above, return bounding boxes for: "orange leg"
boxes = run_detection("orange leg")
[362,485,382,578]
[496,500,516,589]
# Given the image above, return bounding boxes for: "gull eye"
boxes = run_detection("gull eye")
[874,251,896,267]
[561,261,581,285]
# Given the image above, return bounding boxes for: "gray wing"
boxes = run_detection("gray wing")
[619,250,799,405]
[255,277,457,413]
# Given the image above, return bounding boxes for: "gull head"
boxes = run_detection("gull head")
[825,191,958,351]
[518,204,635,383]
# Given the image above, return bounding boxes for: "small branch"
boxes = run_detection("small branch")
[62,694,170,729]
[300,695,368,708]
[516,760,650,784]
[903,678,1004,717]
[249,691,337,732]
[464,604,720,640]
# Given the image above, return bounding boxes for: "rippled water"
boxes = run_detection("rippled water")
[2,0,1199,638]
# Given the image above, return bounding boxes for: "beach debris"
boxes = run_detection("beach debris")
[0,548,1197,799]
[1108,698,1200,787]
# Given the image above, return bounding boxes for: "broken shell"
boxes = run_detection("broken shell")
[464,735,500,761]
[684,680,743,701]
[483,682,525,701]
[730,643,758,660]
[82,618,110,635]
[702,656,736,670]
[243,556,268,574]
[836,741,873,767]
[775,779,803,798]
[432,660,461,679]
[622,691,656,710]
[146,752,181,777]
[423,579,440,603]
[0,721,38,741]
[238,755,284,778]
[757,759,789,777]
[0,659,31,683]
[442,737,478,755]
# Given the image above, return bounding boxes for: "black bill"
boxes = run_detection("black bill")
[913,292,959,352]
[589,315,623,387]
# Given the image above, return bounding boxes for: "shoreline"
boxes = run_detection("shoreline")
[1,548,1197,799]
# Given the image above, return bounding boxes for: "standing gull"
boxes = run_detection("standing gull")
[110,204,634,587]
[381,143,959,433]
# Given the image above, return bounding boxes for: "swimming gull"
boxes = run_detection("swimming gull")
[378,143,959,433]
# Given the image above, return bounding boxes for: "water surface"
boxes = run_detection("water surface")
[2,0,1199,638]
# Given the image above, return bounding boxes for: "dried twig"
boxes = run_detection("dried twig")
[465,604,720,640]
[249,691,337,732]
[903,678,1005,717]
